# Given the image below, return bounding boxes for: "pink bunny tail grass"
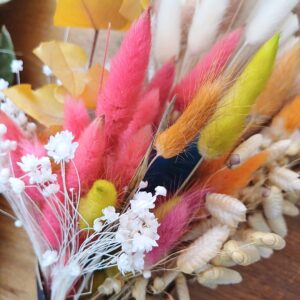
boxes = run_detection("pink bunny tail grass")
[145,189,205,267]
[172,29,242,111]
[96,10,151,146]
[19,137,46,158]
[64,97,90,140]
[113,125,153,192]
[121,89,160,142]
[40,203,61,249]
[144,61,175,123]
[0,111,23,141]
[66,117,106,195]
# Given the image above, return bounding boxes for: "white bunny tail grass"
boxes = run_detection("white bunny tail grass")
[154,0,182,66]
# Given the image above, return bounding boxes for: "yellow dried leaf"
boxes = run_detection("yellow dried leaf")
[33,41,87,97]
[54,0,129,29]
[3,84,64,127]
[80,64,108,109]
[119,0,149,21]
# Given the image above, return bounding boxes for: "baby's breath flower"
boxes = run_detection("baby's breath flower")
[45,131,78,164]
[18,155,56,185]
[93,218,104,232]
[11,59,23,73]
[42,65,52,76]
[101,206,120,223]
[42,183,60,197]
[14,219,23,228]
[114,186,166,274]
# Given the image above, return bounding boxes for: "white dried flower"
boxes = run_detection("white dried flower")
[101,206,120,223]
[42,183,60,197]
[93,218,104,232]
[9,177,25,194]
[11,59,23,73]
[45,131,78,163]
[14,219,23,228]
[18,155,56,185]
[155,186,167,197]
[42,65,52,76]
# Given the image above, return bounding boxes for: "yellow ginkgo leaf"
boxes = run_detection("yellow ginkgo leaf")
[33,41,87,97]
[80,64,109,109]
[119,0,149,22]
[54,0,130,30]
[3,84,64,127]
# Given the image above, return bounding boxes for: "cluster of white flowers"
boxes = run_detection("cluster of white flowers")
[106,184,167,274]
[15,154,59,197]
[0,124,17,193]
[45,130,78,164]
[18,155,56,184]
[11,59,23,73]
[0,78,36,136]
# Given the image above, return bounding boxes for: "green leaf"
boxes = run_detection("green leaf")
[0,25,15,84]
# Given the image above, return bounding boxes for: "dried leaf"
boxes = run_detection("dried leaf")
[80,64,108,109]
[54,0,129,29]
[119,0,149,21]
[33,41,87,97]
[3,84,64,127]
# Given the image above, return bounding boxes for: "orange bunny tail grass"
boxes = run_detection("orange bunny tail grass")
[201,151,268,196]
[271,94,300,134]
[247,43,300,134]
[155,78,228,159]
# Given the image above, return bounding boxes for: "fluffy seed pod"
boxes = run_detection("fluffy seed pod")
[283,200,300,216]
[197,267,242,289]
[177,225,230,274]
[285,191,300,204]
[240,229,286,250]
[205,193,247,227]
[132,277,148,300]
[227,134,263,168]
[211,252,236,267]
[176,274,190,300]
[182,218,220,242]
[98,278,122,296]
[266,139,291,162]
[152,271,179,294]
[262,186,283,219]
[223,240,260,266]
[257,246,274,258]
[268,167,300,193]
[268,216,288,237]
[248,212,271,232]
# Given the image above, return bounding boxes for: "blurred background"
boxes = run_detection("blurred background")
[0,0,299,299]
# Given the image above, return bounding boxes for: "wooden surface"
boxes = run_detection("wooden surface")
[0,1,299,299]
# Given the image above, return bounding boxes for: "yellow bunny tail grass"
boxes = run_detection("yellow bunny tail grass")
[198,34,279,159]
[272,94,300,134]
[249,43,300,130]
[79,179,118,229]
[155,79,225,158]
